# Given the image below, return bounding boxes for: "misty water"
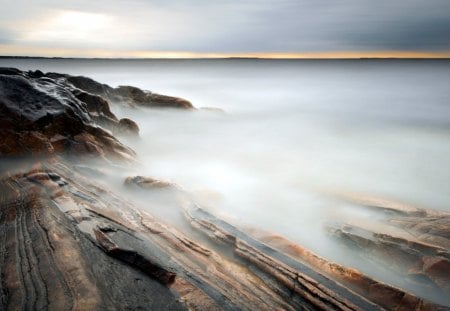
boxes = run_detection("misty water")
[2,58,450,303]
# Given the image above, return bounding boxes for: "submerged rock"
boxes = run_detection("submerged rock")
[117,118,140,136]
[124,175,174,189]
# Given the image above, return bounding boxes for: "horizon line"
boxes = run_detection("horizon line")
[2,55,450,60]
[1,46,450,59]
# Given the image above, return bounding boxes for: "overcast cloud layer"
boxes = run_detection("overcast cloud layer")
[1,0,450,55]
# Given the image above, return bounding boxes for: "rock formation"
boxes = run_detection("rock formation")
[0,67,449,310]
[0,69,135,161]
[46,72,194,109]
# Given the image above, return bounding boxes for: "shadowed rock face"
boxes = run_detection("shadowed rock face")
[0,69,135,161]
[1,67,449,310]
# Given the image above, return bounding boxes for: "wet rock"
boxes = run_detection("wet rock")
[117,118,140,136]
[47,72,194,110]
[113,85,148,106]
[1,160,448,310]
[47,72,113,97]
[2,67,448,310]
[0,169,185,310]
[409,256,450,292]
[146,93,193,109]
[72,89,118,125]
[326,193,450,307]
[112,85,194,109]
[0,67,22,76]
[94,229,177,285]
[0,69,135,161]
[124,175,174,189]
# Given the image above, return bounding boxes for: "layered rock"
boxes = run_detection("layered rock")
[326,193,450,307]
[0,162,185,310]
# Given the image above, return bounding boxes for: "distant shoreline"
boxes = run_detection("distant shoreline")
[1,55,449,61]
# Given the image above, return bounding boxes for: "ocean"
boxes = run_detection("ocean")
[2,58,450,303]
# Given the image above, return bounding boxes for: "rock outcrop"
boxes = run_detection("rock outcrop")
[47,73,194,109]
[326,193,450,307]
[0,69,135,161]
[0,67,448,310]
[0,68,194,158]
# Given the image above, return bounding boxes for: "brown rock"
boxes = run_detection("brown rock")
[422,257,450,292]
[124,176,174,189]
[117,118,140,136]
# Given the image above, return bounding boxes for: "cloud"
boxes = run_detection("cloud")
[0,29,13,44]
[0,0,449,55]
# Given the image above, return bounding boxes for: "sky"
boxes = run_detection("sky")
[1,0,450,58]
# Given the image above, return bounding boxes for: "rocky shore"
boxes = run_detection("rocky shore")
[0,68,449,310]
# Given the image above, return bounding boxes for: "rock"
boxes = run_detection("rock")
[1,159,448,310]
[72,89,118,121]
[112,85,194,109]
[47,73,194,110]
[423,257,450,291]
[117,118,140,136]
[0,69,135,161]
[2,67,448,310]
[326,193,450,307]
[0,67,22,75]
[124,176,173,189]
[199,107,226,113]
[146,93,193,109]
[0,166,185,310]
[47,72,114,97]
[113,85,148,106]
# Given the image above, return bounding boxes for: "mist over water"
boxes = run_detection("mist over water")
[2,58,450,303]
